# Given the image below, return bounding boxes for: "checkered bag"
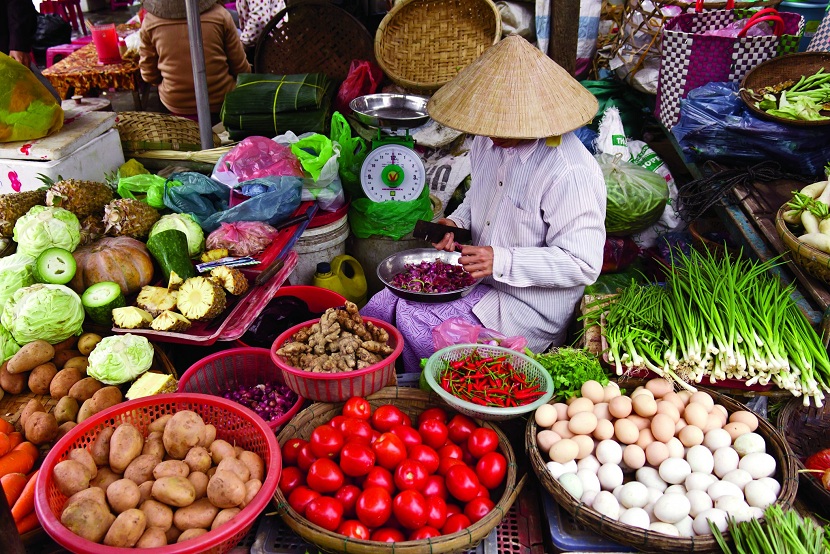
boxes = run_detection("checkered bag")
[655,8,804,129]
[807,4,830,52]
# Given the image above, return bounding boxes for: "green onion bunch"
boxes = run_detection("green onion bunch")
[712,505,827,554]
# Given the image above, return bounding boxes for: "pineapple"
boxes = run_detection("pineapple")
[151,310,191,332]
[200,249,228,263]
[136,286,178,317]
[0,190,46,237]
[46,179,113,219]
[125,372,177,400]
[79,214,106,246]
[177,277,227,321]
[103,199,160,240]
[167,271,184,291]
[210,266,249,295]
[112,306,154,329]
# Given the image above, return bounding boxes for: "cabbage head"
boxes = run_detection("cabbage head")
[87,334,154,385]
[13,206,81,257]
[1,283,84,344]
[0,253,36,309]
[0,325,20,363]
[149,213,205,257]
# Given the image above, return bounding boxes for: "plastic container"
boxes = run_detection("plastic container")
[312,255,368,306]
[781,1,828,50]
[291,213,349,285]
[89,23,122,65]
[178,347,305,431]
[35,393,281,554]
[542,493,634,552]
[270,316,403,402]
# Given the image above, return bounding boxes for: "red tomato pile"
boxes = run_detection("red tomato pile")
[279,397,509,542]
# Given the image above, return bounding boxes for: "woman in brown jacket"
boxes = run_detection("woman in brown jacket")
[139,0,250,122]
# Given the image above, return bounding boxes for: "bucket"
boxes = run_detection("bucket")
[781,1,828,50]
[291,214,349,285]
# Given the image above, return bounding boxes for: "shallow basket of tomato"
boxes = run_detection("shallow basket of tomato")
[34,393,282,554]
[424,344,554,421]
[273,386,525,554]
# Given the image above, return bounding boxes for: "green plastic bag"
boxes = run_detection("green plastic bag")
[330,112,369,197]
[0,53,63,142]
[118,175,182,209]
[290,134,334,182]
[581,79,653,138]
[350,187,433,240]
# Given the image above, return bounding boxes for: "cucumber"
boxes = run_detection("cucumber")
[146,229,197,283]
[82,281,126,326]
[34,247,76,285]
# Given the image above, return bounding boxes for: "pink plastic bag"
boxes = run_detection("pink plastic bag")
[206,221,280,257]
[432,317,528,352]
[334,60,384,115]
[212,137,304,187]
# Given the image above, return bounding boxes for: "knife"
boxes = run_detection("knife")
[254,258,285,286]
[413,220,472,245]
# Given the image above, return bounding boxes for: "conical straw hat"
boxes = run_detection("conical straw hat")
[427,35,598,139]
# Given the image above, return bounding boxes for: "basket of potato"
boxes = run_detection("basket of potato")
[33,392,281,553]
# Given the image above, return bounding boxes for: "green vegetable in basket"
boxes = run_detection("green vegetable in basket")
[596,153,669,236]
[87,333,154,385]
[1,283,84,345]
[528,347,609,401]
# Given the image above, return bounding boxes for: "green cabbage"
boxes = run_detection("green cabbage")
[149,213,205,258]
[13,206,81,257]
[1,283,84,344]
[0,325,20,363]
[87,334,154,385]
[0,253,36,309]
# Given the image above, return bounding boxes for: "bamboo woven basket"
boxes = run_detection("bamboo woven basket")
[526,386,798,553]
[777,397,830,518]
[375,0,501,93]
[274,386,524,553]
[775,206,830,284]
[115,111,221,154]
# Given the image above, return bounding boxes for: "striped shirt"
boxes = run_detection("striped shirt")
[447,133,606,351]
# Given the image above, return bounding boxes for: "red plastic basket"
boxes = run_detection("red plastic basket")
[270,317,403,402]
[34,393,281,554]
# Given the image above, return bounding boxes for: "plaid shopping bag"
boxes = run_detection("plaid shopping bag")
[807,4,830,52]
[655,8,804,129]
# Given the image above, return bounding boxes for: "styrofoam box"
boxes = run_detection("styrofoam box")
[0,128,124,193]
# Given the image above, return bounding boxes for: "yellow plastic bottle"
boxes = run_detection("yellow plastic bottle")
[312,255,368,307]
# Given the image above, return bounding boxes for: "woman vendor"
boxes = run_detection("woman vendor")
[361,35,606,372]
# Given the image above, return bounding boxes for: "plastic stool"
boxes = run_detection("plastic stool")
[46,43,83,67]
[63,0,87,34]
[71,35,93,46]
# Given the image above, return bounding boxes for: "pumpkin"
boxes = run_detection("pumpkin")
[69,237,154,296]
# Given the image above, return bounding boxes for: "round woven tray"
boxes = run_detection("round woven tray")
[775,205,830,284]
[375,0,501,93]
[526,386,798,553]
[274,386,524,553]
[115,111,221,154]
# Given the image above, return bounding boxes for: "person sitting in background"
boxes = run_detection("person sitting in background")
[1,0,36,68]
[235,0,285,60]
[139,0,250,124]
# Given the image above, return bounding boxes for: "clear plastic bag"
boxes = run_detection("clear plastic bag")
[211,136,304,188]
[596,153,669,236]
[432,317,528,352]
[206,221,280,257]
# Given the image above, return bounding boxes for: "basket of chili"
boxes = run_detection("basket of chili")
[424,344,553,421]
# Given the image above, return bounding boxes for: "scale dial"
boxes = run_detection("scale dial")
[360,144,426,202]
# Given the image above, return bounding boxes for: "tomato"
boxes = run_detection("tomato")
[297,443,318,472]
[474,485,490,499]
[418,419,449,450]
[460,446,476,467]
[392,490,429,530]
[437,457,465,476]
[372,432,407,469]
[328,415,348,432]
[464,496,495,524]
[408,444,440,475]
[442,513,471,534]
[305,496,343,532]
[306,458,344,493]
[336,519,370,540]
[282,438,308,467]
[342,397,372,420]
[421,474,448,499]
[438,444,463,460]
[341,418,373,446]
[278,466,305,496]
[418,407,448,427]
[371,528,406,542]
[371,405,406,432]
[400,412,412,428]
[310,425,345,459]
[466,428,499,459]
[445,464,481,503]
[339,442,376,477]
[426,496,448,529]
[371,430,381,444]
[334,484,361,518]
[390,424,422,450]
[445,503,462,518]
[447,414,477,445]
[409,526,441,540]
[355,487,392,528]
[475,451,507,489]
[287,486,320,516]
[394,459,428,492]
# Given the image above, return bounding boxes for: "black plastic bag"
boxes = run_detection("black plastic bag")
[31,14,71,66]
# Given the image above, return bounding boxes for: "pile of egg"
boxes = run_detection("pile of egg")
[534,379,782,538]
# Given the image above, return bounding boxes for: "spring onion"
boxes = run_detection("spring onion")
[712,504,828,554]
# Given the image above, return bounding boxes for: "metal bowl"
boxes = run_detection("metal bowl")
[376,248,481,303]
[350,94,430,129]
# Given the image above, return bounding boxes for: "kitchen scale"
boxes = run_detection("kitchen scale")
[349,94,430,202]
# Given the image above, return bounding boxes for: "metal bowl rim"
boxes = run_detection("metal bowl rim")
[376,249,481,299]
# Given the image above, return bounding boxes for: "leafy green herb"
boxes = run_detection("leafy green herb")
[528,347,610,401]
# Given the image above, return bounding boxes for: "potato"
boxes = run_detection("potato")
[163,411,206,460]
[233,445,244,457]
[7,340,54,374]
[173,498,219,530]
[67,448,97,480]
[206,467,217,479]
[137,480,154,504]
[66,486,107,510]
[209,440,236,465]
[53,349,82,369]
[56,421,77,441]
[165,525,182,544]
[24,411,57,445]
[148,414,173,434]
[76,400,95,424]
[240,478,262,508]
[188,471,209,500]
[104,508,146,547]
[124,454,160,485]
[0,362,27,395]
[136,527,167,548]
[63,356,89,373]
[53,396,79,426]
[238,450,265,482]
[52,335,78,353]
[109,423,144,473]
[77,333,103,356]
[90,467,122,492]
[184,446,211,473]
[61,498,115,543]
[139,499,173,530]
[50,367,83,398]
[28,362,57,395]
[89,427,115,466]
[152,476,196,507]
[200,424,217,448]
[211,507,240,530]
[178,528,208,543]
[142,431,165,459]
[54,459,92,496]
[217,457,250,483]
[207,470,245,508]
[105,478,141,514]
[153,460,190,480]
[68,377,103,402]
[19,398,45,429]
[89,386,122,413]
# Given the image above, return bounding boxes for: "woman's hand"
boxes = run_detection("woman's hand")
[432,218,458,252]
[459,245,494,279]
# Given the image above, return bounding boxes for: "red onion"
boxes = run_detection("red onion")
[391,259,476,293]
[223,383,298,422]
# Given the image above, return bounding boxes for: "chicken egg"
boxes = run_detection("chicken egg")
[534,404,558,428]
[552,403,569,422]
[573,434,595,460]
[676,390,693,406]
[703,413,724,433]
[728,410,759,432]
[636,428,655,449]
[703,428,732,452]
[614,418,640,445]
[724,421,751,441]
[690,391,714,411]
[683,403,708,429]
[552,420,574,439]
[646,441,670,467]
[651,414,675,443]
[593,402,611,421]
[662,392,685,413]
[678,425,704,447]
[656,401,680,423]
[608,396,632,419]
[602,382,621,402]
[666,438,685,459]
[536,430,562,452]
[646,378,674,399]
[623,444,646,470]
[593,419,615,441]
[712,404,728,423]
[628,414,651,431]
[675,418,688,434]
[632,395,658,418]
[581,380,605,404]
[569,411,599,436]
[550,438,579,463]
[596,439,623,465]
[630,387,654,400]
[567,397,595,418]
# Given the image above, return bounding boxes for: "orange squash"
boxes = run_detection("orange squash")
[70,237,154,296]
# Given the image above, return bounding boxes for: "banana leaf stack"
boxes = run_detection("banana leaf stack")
[221,73,333,140]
